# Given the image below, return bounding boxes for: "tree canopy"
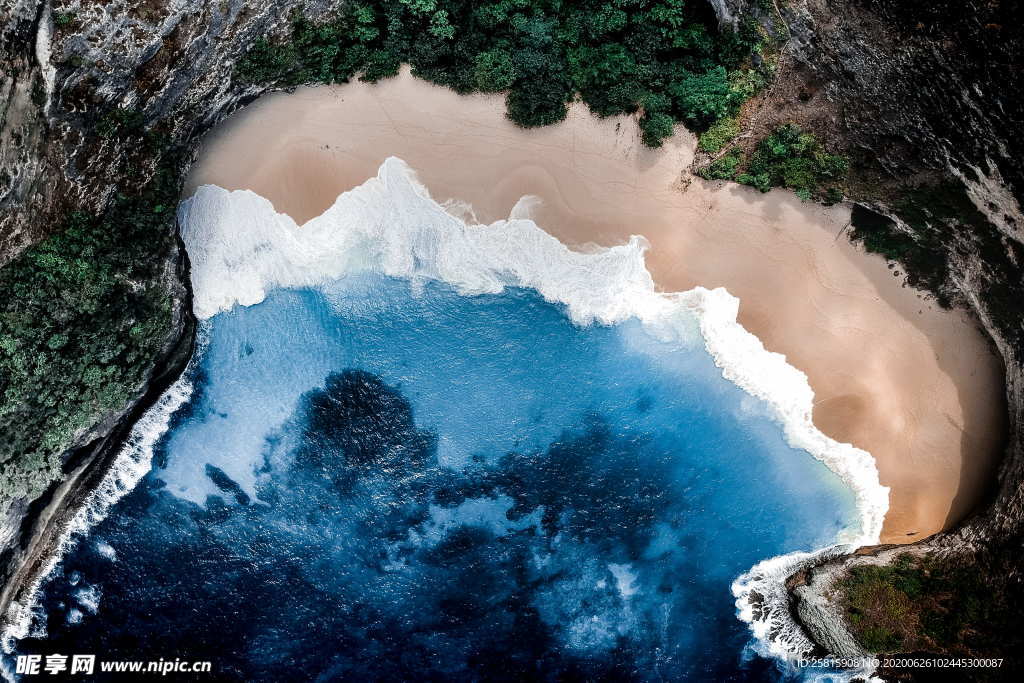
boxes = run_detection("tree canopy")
[237,0,768,145]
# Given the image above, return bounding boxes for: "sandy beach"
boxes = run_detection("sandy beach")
[185,68,1005,544]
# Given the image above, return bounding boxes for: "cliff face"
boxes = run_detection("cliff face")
[2,0,325,259]
[713,0,1023,676]
[720,0,1024,526]
[0,0,322,624]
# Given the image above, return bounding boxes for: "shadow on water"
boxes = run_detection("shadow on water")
[15,278,855,682]
[17,369,789,681]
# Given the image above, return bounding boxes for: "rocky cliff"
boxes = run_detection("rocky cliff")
[0,0,1021,679]
[712,0,1023,678]
[0,0,321,632]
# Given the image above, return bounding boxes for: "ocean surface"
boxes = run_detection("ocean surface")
[9,159,869,680]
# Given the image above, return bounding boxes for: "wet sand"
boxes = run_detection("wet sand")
[185,68,1005,543]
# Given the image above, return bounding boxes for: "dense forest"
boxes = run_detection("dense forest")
[237,0,770,146]
[0,126,181,504]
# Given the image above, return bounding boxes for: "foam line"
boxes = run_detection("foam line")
[177,156,888,659]
[3,156,888,666]
[1,330,204,656]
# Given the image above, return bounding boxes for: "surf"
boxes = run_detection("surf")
[3,157,887,676]
[179,158,888,656]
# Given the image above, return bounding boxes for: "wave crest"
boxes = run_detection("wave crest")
[179,156,888,660]
[5,157,887,666]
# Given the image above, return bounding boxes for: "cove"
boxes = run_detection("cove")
[14,277,854,680]
[10,160,861,680]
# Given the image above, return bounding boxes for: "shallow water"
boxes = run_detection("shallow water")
[15,276,855,680]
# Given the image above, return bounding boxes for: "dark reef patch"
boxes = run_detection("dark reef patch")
[16,369,780,681]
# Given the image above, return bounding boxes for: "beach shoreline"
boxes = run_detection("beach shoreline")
[185,68,1005,544]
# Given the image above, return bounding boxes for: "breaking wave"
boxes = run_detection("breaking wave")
[3,156,888,669]
[178,156,889,660]
[0,334,202,655]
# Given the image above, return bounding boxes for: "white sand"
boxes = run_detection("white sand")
[185,68,1005,543]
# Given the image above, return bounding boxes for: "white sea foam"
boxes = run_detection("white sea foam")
[73,585,100,615]
[178,156,889,663]
[1,333,202,654]
[94,541,117,562]
[2,156,888,669]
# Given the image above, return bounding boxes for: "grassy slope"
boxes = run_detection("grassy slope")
[839,552,1021,677]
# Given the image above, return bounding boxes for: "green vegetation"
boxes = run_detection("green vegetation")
[52,11,76,29]
[236,0,771,145]
[0,119,181,506]
[95,106,147,138]
[697,115,739,153]
[840,553,1015,658]
[699,123,848,202]
[701,147,743,179]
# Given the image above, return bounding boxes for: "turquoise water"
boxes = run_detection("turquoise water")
[16,275,856,680]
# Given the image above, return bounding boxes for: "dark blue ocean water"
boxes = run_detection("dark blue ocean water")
[14,276,855,681]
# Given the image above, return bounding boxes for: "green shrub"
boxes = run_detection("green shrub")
[669,66,733,127]
[859,625,903,653]
[838,553,1018,656]
[699,116,739,153]
[0,114,180,509]
[728,68,765,101]
[235,0,773,146]
[505,77,572,127]
[53,11,76,29]
[473,48,517,92]
[640,112,675,147]
[725,124,847,199]
[699,148,743,181]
